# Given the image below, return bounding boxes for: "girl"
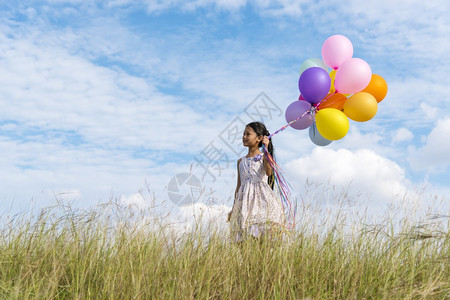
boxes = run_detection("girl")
[227,121,286,243]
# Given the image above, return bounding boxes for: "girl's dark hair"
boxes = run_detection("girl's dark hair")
[246,121,275,190]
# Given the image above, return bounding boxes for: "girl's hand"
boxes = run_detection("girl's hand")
[262,136,270,149]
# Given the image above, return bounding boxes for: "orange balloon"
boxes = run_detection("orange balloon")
[318,93,347,110]
[361,74,388,103]
[343,92,378,122]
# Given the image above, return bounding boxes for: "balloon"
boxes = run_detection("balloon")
[309,122,332,146]
[285,100,313,130]
[329,69,336,93]
[334,58,372,94]
[343,92,378,122]
[361,74,388,103]
[299,58,328,77]
[315,108,349,140]
[298,67,331,104]
[298,94,305,101]
[321,35,353,70]
[317,93,347,110]
[329,70,351,97]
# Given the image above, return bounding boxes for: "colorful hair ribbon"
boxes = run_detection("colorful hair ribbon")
[262,93,339,232]
[261,93,336,232]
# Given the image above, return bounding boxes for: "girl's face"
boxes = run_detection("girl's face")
[242,126,262,147]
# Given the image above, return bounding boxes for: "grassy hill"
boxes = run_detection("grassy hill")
[0,199,448,299]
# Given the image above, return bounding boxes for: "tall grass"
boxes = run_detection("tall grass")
[0,192,448,299]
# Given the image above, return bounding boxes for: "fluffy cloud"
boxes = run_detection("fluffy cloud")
[409,117,450,173]
[420,103,439,121]
[1,0,449,219]
[134,202,232,240]
[392,128,414,144]
[179,202,230,229]
[285,147,410,205]
[141,0,305,15]
[0,18,286,212]
[120,193,150,210]
[0,30,213,152]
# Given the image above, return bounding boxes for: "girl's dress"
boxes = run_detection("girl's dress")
[230,153,286,242]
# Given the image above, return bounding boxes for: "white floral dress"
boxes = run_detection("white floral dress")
[230,153,286,242]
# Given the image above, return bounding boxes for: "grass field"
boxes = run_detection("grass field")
[0,193,448,299]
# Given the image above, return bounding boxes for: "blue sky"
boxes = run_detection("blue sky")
[0,0,449,224]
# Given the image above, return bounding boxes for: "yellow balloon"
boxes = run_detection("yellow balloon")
[329,70,336,94]
[343,92,378,122]
[316,108,350,140]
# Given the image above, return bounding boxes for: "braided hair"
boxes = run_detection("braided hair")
[246,121,275,190]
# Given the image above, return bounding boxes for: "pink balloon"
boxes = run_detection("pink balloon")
[321,35,353,70]
[334,58,372,94]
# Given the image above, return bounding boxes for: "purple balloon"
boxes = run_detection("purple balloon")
[285,100,313,130]
[298,67,331,104]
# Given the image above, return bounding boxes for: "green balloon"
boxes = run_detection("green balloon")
[299,58,328,77]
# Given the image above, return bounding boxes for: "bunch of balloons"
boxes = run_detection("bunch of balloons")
[285,35,388,146]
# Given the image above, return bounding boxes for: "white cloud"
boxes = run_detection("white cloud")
[145,0,178,13]
[141,0,306,15]
[106,0,134,7]
[180,202,230,225]
[1,0,450,217]
[120,193,149,210]
[0,136,160,207]
[0,29,222,153]
[372,76,448,130]
[392,128,413,144]
[409,117,450,172]
[0,22,281,212]
[285,147,411,206]
[316,0,450,63]
[126,201,232,241]
[420,102,439,120]
[338,126,383,151]
[0,123,18,131]
[254,0,305,17]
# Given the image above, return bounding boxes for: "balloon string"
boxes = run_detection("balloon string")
[268,110,310,139]
[312,90,337,112]
[268,91,336,140]
[263,100,314,230]
[263,91,336,230]
[262,92,337,231]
